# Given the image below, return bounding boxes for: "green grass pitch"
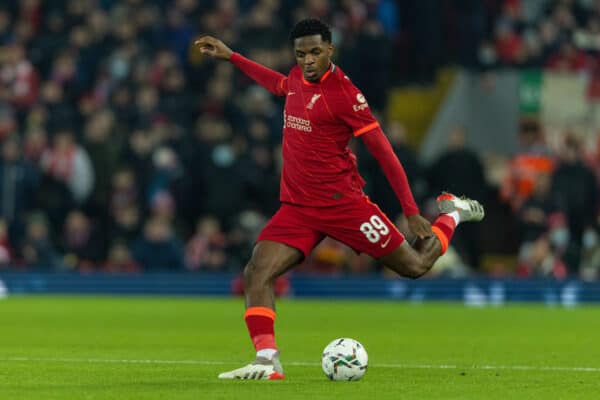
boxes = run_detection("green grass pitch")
[1,296,599,399]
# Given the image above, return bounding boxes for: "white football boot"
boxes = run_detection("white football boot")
[218,355,285,380]
[437,192,485,222]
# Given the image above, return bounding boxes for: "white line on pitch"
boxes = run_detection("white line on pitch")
[1,356,600,372]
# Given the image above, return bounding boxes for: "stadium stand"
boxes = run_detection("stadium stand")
[0,0,598,282]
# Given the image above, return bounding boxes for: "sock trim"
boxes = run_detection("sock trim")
[431,226,449,254]
[244,306,276,321]
[257,348,278,360]
[447,210,460,226]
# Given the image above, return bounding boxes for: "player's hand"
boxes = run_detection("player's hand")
[194,36,233,60]
[407,214,433,240]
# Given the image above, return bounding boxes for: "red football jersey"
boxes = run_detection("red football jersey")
[230,53,419,211]
[275,63,379,206]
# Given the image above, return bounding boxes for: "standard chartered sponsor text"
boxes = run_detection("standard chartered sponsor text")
[286,115,312,132]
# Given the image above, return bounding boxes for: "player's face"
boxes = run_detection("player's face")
[293,35,333,82]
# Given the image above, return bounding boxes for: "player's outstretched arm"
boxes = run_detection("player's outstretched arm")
[194,36,234,60]
[360,129,432,239]
[194,36,287,96]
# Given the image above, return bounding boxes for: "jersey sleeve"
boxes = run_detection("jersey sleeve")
[336,78,419,216]
[335,79,380,137]
[230,53,288,96]
[361,129,420,216]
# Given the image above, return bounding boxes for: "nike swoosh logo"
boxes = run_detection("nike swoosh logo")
[287,91,295,96]
[380,236,392,248]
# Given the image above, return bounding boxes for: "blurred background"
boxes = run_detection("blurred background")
[0,0,600,301]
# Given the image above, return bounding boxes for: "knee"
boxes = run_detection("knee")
[405,266,427,279]
[395,257,433,280]
[243,259,274,288]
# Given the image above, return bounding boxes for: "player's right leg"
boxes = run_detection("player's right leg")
[218,241,302,380]
[218,205,323,380]
[379,192,484,278]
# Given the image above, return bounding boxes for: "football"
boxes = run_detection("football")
[321,338,368,381]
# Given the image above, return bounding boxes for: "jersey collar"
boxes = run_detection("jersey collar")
[302,63,335,86]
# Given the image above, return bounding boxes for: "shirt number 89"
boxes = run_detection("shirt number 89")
[359,215,389,243]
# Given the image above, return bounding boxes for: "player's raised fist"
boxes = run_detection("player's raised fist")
[194,36,233,60]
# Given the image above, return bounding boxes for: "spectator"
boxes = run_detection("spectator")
[121,128,155,202]
[149,190,187,239]
[428,126,486,268]
[147,146,181,205]
[134,85,162,128]
[501,120,553,212]
[21,211,63,270]
[160,67,197,129]
[494,20,524,65]
[0,134,38,244]
[28,9,67,74]
[104,241,140,274]
[0,44,39,111]
[429,126,486,200]
[22,126,48,163]
[0,104,17,141]
[83,109,124,215]
[580,227,600,281]
[109,204,142,245]
[40,129,94,204]
[39,80,79,133]
[0,218,12,267]
[338,18,391,109]
[109,167,138,216]
[181,116,250,224]
[0,9,13,44]
[517,233,568,280]
[185,215,228,271]
[551,134,598,273]
[517,172,558,243]
[131,216,185,271]
[60,210,103,270]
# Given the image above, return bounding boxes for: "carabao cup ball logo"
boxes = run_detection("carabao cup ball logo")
[356,93,366,103]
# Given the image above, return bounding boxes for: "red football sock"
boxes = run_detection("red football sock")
[244,307,278,352]
[431,214,456,255]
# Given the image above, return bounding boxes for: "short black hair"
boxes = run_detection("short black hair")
[289,18,332,45]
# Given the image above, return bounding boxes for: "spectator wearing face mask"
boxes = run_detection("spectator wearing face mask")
[517,212,569,280]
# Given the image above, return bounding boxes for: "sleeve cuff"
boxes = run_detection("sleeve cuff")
[229,52,242,64]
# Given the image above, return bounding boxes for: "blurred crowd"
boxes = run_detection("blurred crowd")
[481,0,600,72]
[0,0,598,281]
[0,0,410,274]
[497,118,600,282]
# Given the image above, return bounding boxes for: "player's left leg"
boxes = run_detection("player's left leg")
[380,192,484,278]
[320,193,483,279]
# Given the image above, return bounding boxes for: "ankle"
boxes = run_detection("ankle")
[257,348,278,360]
[445,210,460,225]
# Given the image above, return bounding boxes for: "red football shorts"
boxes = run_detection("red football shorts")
[257,196,405,259]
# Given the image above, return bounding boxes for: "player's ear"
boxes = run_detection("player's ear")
[327,43,334,57]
